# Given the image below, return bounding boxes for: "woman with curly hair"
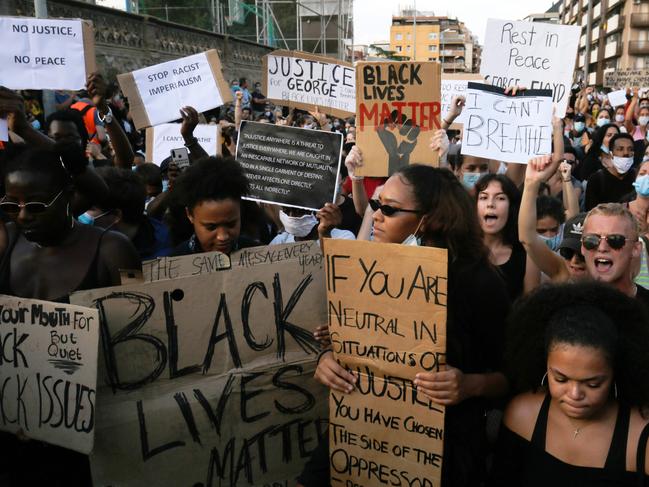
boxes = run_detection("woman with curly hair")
[475,174,540,299]
[490,281,649,485]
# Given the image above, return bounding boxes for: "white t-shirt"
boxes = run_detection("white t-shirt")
[270,228,355,245]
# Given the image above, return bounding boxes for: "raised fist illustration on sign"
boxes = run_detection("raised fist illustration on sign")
[376,109,420,175]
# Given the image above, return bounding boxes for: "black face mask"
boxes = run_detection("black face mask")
[565,113,574,120]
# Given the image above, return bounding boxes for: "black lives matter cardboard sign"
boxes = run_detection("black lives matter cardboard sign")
[323,239,448,486]
[236,121,343,211]
[70,242,328,486]
[0,295,100,453]
[355,61,441,177]
[263,50,356,118]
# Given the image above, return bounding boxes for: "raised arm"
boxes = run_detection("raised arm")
[180,106,208,161]
[559,161,580,219]
[344,146,369,216]
[625,87,639,134]
[441,95,465,130]
[0,87,55,149]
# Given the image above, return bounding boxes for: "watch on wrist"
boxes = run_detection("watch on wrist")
[98,107,113,124]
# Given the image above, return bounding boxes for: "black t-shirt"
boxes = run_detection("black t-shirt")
[635,284,649,312]
[585,169,636,211]
[338,195,362,236]
[251,91,266,110]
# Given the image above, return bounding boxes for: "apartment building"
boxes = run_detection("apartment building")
[389,12,481,73]
[559,0,649,85]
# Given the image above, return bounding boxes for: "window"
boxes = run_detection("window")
[395,33,403,40]
[406,45,411,51]
[428,45,437,52]
[407,33,412,40]
[395,46,402,52]
[428,32,438,40]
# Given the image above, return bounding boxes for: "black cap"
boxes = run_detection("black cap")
[559,212,587,251]
[574,113,586,122]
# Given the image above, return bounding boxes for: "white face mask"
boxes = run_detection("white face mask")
[279,210,318,237]
[401,218,425,246]
[615,114,625,123]
[639,116,649,126]
[612,156,634,175]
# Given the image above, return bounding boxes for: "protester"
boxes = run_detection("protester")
[578,123,620,180]
[490,282,649,485]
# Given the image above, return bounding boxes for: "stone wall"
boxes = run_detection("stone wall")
[6,0,272,84]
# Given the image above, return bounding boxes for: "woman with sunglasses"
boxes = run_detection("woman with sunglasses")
[520,155,588,282]
[490,281,649,486]
[311,165,511,487]
[0,145,140,302]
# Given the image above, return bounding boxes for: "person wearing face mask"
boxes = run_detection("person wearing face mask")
[453,154,490,193]
[625,87,649,145]
[594,107,613,129]
[250,82,268,116]
[613,106,627,132]
[577,123,620,181]
[270,204,355,245]
[585,133,637,211]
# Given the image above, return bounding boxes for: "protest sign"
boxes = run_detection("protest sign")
[323,239,448,486]
[441,74,484,128]
[70,242,328,486]
[480,19,579,118]
[607,89,628,108]
[0,16,96,90]
[118,50,232,130]
[461,82,553,164]
[0,119,7,142]
[263,50,355,118]
[605,69,649,88]
[236,121,343,211]
[145,123,221,165]
[355,61,441,177]
[0,295,99,453]
[141,251,231,282]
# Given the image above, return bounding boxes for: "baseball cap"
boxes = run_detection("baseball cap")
[558,212,587,251]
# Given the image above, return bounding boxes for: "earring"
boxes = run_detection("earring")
[614,382,618,400]
[540,372,548,388]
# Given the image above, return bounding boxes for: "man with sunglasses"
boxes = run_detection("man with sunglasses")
[581,202,649,306]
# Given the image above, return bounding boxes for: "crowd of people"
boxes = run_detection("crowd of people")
[1,69,649,487]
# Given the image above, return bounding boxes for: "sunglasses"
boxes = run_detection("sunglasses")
[369,199,420,217]
[559,247,584,261]
[581,233,630,251]
[0,190,63,215]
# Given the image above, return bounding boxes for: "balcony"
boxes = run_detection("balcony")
[604,41,622,58]
[631,13,649,27]
[629,40,649,55]
[440,34,466,44]
[442,62,466,71]
[440,49,465,57]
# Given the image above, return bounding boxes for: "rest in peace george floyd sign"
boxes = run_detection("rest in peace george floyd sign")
[70,242,329,487]
[323,239,448,487]
[0,16,96,90]
[236,121,343,211]
[461,82,553,164]
[480,19,579,118]
[263,50,356,118]
[0,295,100,454]
[355,61,441,177]
[117,50,232,130]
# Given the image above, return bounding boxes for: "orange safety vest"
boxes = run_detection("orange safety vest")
[71,101,99,144]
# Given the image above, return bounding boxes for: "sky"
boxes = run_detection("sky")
[353,0,557,45]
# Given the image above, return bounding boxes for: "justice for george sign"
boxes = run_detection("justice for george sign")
[0,16,96,90]
[70,242,328,486]
[236,121,343,211]
[355,61,441,177]
[264,50,356,117]
[461,83,553,164]
[324,239,448,487]
[0,295,100,454]
[480,19,579,117]
[117,50,232,130]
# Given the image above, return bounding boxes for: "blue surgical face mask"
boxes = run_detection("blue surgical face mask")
[601,144,610,154]
[162,179,169,192]
[462,171,487,189]
[574,121,585,132]
[596,117,609,127]
[77,210,110,226]
[401,218,424,246]
[540,233,562,252]
[633,174,649,197]
[31,119,41,130]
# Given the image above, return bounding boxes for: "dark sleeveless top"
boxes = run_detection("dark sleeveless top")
[497,241,527,301]
[0,222,108,303]
[489,395,649,486]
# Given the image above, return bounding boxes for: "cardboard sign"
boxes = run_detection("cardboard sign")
[141,251,231,282]
[0,295,100,453]
[0,16,96,90]
[236,121,343,211]
[263,50,356,118]
[118,50,232,130]
[607,89,628,108]
[480,19,579,118]
[0,118,7,142]
[441,74,484,128]
[69,242,328,486]
[355,61,441,177]
[145,123,221,166]
[605,69,649,88]
[461,83,553,164]
[323,239,448,486]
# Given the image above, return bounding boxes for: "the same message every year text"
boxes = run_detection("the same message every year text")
[359,64,441,130]
[0,304,95,435]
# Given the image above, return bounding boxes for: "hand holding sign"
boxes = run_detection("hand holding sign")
[86,72,110,112]
[377,110,421,175]
[414,365,467,406]
[317,202,343,239]
[179,106,199,140]
[314,350,357,393]
[446,95,466,124]
[344,145,364,179]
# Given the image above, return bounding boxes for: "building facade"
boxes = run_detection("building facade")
[559,0,649,85]
[389,12,480,73]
